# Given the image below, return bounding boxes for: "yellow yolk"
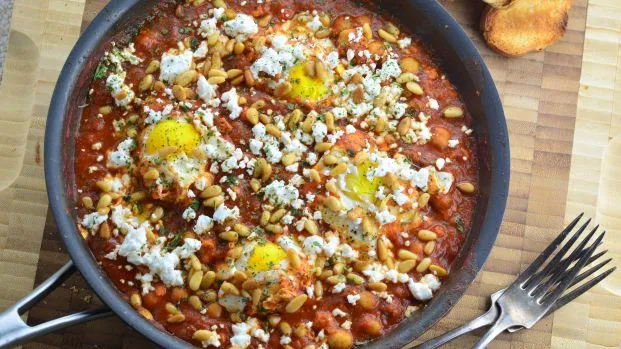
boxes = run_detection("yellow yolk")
[345,161,382,202]
[145,120,200,156]
[287,62,329,101]
[247,242,287,273]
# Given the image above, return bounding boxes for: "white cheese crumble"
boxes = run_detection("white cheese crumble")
[193,215,214,234]
[107,138,136,169]
[223,14,258,42]
[263,180,299,207]
[220,88,242,119]
[159,50,193,83]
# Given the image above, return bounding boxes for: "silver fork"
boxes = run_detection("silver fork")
[416,214,616,349]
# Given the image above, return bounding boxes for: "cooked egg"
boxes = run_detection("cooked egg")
[343,161,382,203]
[287,62,329,101]
[235,241,289,283]
[145,119,200,157]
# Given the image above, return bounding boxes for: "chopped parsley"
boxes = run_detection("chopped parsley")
[455,216,465,234]
[93,62,108,80]
[189,199,200,211]
[166,233,183,251]
[225,174,239,185]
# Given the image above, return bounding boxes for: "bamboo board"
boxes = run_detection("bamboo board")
[0,0,618,348]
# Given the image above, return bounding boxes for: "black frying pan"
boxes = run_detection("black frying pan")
[0,0,510,347]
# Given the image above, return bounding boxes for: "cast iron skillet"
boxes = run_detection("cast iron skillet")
[0,0,509,347]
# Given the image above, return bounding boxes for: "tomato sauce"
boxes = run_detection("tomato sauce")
[74,0,478,347]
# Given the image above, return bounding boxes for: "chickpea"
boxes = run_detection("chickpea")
[207,302,222,318]
[359,291,378,310]
[359,317,382,337]
[170,287,188,302]
[431,126,451,150]
[327,329,353,349]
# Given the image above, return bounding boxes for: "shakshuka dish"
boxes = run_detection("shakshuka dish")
[74,0,478,347]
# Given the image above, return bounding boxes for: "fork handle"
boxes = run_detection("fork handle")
[414,304,499,349]
[471,312,514,349]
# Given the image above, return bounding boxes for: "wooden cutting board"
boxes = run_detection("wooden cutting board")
[0,0,619,348]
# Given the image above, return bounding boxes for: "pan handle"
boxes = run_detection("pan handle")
[0,261,114,348]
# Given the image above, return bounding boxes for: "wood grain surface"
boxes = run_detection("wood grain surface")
[0,0,618,348]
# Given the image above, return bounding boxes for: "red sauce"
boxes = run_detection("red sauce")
[74,1,477,347]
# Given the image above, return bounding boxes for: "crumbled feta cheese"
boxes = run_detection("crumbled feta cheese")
[333,282,346,293]
[223,14,258,42]
[332,308,348,317]
[197,75,220,107]
[193,215,214,234]
[408,279,433,301]
[421,274,441,291]
[81,212,108,232]
[107,138,136,168]
[221,88,243,119]
[263,180,300,207]
[182,207,197,221]
[345,124,356,134]
[212,204,240,223]
[159,50,193,83]
[448,139,459,148]
[347,294,360,305]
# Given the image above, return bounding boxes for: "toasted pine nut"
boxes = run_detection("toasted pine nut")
[201,185,222,198]
[304,219,318,234]
[207,76,226,84]
[378,28,397,43]
[99,221,111,239]
[346,273,364,285]
[308,169,321,182]
[245,107,259,125]
[418,193,430,208]
[396,72,416,84]
[167,313,186,323]
[424,241,436,256]
[398,249,418,261]
[219,230,238,242]
[288,249,302,268]
[220,281,240,296]
[398,259,417,273]
[270,208,287,223]
[400,57,420,73]
[457,182,476,194]
[266,123,281,138]
[233,223,250,237]
[82,196,94,209]
[367,282,387,292]
[286,294,308,313]
[201,271,216,289]
[165,302,179,314]
[130,293,142,308]
[314,142,332,153]
[397,117,412,135]
[274,82,292,97]
[145,60,160,74]
[443,106,464,118]
[418,229,437,241]
[175,70,197,87]
[416,257,432,273]
[406,81,424,95]
[377,238,389,262]
[429,264,448,277]
[139,74,153,91]
[203,195,224,208]
[323,154,338,165]
[97,194,112,210]
[324,196,343,212]
[189,270,204,291]
[330,163,347,176]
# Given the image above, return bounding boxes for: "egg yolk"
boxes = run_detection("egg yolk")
[247,242,287,273]
[145,119,200,156]
[345,161,382,202]
[287,62,329,101]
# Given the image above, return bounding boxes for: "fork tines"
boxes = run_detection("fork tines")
[521,213,616,306]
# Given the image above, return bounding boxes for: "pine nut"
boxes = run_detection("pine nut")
[82,196,94,209]
[97,194,112,210]
[219,230,238,242]
[201,271,216,289]
[270,208,287,223]
[189,270,204,291]
[399,57,420,73]
[418,193,430,208]
[233,223,250,237]
[167,313,186,323]
[314,142,332,153]
[175,70,197,87]
[406,81,424,95]
[398,259,417,273]
[203,195,224,208]
[207,76,225,85]
[285,294,308,313]
[245,107,259,125]
[424,241,436,256]
[443,106,464,118]
[165,302,179,314]
[377,238,389,262]
[418,229,437,241]
[201,185,222,198]
[145,60,160,74]
[398,249,418,261]
[288,249,301,268]
[457,182,476,194]
[397,117,412,135]
[323,154,338,165]
[309,169,321,182]
[416,257,432,273]
[378,28,397,43]
[429,264,448,277]
[324,196,343,212]
[367,282,387,292]
[304,219,318,234]
[99,221,111,239]
[143,167,160,180]
[220,281,240,296]
[130,293,142,308]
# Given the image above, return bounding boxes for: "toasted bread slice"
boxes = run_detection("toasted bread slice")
[482,0,516,8]
[481,0,573,57]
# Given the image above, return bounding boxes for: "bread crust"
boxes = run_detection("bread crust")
[480,0,573,57]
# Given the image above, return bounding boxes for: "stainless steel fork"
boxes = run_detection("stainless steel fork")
[416,214,616,349]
